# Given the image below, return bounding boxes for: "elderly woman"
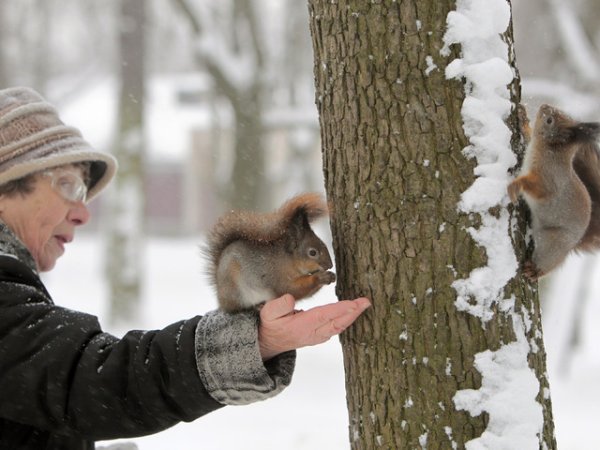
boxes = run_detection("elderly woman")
[0,87,370,449]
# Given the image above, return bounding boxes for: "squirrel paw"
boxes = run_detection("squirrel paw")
[523,261,542,281]
[318,270,336,285]
[507,179,521,203]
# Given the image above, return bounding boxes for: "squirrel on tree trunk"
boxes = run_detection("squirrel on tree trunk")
[508,104,600,280]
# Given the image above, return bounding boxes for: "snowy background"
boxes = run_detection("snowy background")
[2,0,600,447]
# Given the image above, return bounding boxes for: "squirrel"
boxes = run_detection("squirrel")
[508,103,600,280]
[204,192,336,312]
[572,138,600,251]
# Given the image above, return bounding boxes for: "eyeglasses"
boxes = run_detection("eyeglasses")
[43,169,88,203]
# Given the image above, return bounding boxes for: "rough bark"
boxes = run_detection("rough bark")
[308,0,555,448]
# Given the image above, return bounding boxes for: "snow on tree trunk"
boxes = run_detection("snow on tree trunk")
[308,0,556,448]
[106,0,146,325]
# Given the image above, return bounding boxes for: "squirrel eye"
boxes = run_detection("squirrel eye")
[308,248,319,258]
[546,116,554,125]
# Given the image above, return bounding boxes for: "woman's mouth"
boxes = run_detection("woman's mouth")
[54,235,71,251]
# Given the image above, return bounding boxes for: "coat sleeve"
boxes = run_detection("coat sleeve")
[0,274,295,440]
[195,309,296,406]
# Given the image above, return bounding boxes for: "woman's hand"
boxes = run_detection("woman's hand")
[258,294,371,360]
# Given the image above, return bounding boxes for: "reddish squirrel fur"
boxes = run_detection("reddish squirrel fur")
[508,104,600,279]
[205,192,336,312]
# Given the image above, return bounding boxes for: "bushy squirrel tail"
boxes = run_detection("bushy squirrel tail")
[573,122,600,143]
[575,141,600,252]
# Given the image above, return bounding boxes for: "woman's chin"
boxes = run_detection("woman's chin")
[37,246,63,272]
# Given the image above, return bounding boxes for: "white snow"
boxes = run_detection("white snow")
[443,0,518,322]
[424,56,438,76]
[442,0,543,448]
[419,432,428,448]
[453,315,542,449]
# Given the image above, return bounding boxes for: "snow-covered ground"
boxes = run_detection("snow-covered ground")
[42,234,600,449]
[540,253,600,450]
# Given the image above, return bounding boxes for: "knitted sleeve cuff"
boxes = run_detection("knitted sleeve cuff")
[194,309,296,406]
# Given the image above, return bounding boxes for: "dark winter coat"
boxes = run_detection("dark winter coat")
[0,223,295,449]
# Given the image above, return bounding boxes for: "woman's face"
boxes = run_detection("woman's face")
[0,165,90,272]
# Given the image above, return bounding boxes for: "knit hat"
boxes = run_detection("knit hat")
[0,87,117,201]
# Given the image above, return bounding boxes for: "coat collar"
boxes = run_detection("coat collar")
[0,221,38,273]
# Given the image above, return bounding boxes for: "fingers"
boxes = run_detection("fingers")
[309,298,371,327]
[260,294,296,322]
[288,298,370,343]
[312,298,371,340]
[258,296,371,360]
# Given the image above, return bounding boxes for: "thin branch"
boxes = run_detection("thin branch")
[546,0,600,84]
[171,0,202,34]
[238,0,265,70]
[522,77,600,115]
[171,0,238,101]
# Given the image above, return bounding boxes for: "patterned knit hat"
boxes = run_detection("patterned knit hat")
[0,87,117,201]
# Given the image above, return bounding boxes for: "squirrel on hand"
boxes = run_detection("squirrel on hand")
[508,103,600,280]
[204,192,336,312]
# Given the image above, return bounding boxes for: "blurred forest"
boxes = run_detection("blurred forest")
[0,0,322,231]
[2,0,600,446]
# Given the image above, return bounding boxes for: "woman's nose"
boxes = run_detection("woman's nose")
[68,201,91,226]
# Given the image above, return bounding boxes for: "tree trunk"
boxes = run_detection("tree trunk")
[0,1,9,88]
[106,0,146,324]
[308,0,556,448]
[31,0,51,95]
[228,94,266,210]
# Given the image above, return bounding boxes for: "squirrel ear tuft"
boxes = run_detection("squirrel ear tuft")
[290,210,309,237]
[283,210,308,252]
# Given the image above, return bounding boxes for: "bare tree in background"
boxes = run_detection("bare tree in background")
[0,1,9,88]
[30,0,52,94]
[173,0,268,210]
[308,0,556,447]
[0,0,52,93]
[0,0,119,95]
[171,0,323,211]
[514,0,600,107]
[275,0,322,200]
[106,0,146,324]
